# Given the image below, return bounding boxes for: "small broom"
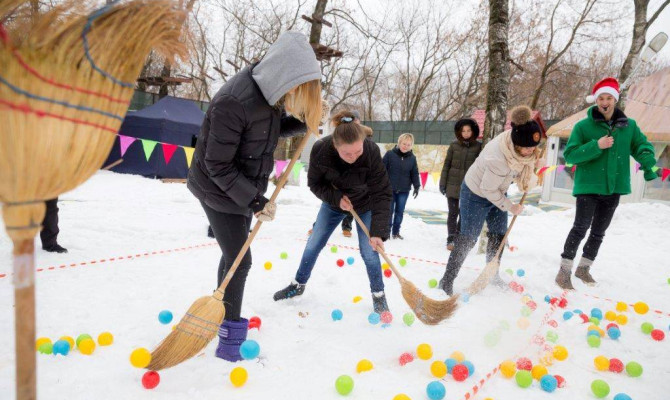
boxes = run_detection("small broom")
[349,208,459,325]
[0,2,186,398]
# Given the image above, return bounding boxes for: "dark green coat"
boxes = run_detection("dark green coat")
[439,138,482,199]
[564,106,657,196]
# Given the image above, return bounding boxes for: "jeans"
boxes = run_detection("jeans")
[447,196,460,241]
[296,203,384,293]
[561,194,620,261]
[458,182,508,240]
[389,191,410,235]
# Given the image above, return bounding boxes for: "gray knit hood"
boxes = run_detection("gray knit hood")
[252,31,321,106]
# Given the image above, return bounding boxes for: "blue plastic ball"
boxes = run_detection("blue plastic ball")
[607,327,621,340]
[544,295,551,303]
[445,358,458,374]
[158,310,173,324]
[516,269,525,277]
[613,394,632,400]
[52,340,70,356]
[346,256,355,265]
[331,309,343,321]
[587,330,602,338]
[540,374,558,392]
[239,340,260,360]
[368,312,380,325]
[563,311,574,320]
[591,308,603,320]
[574,309,583,314]
[462,360,475,376]
[461,293,470,303]
[426,381,446,400]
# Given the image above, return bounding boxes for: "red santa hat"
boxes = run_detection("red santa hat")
[586,77,620,103]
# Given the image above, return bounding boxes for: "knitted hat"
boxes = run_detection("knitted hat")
[585,77,620,103]
[510,106,541,148]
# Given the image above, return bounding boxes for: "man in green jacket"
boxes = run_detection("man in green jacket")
[555,77,659,290]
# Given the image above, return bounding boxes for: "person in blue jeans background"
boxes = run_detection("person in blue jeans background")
[274,110,393,312]
[382,133,420,239]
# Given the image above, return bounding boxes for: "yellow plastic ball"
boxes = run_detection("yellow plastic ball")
[604,311,617,321]
[263,261,272,270]
[553,345,568,361]
[382,263,390,271]
[353,296,362,303]
[596,327,606,337]
[500,360,517,378]
[633,302,649,315]
[517,317,530,330]
[79,338,96,355]
[97,332,113,346]
[356,359,373,373]
[35,337,51,351]
[587,324,599,332]
[430,361,447,378]
[59,336,75,350]
[531,364,548,380]
[616,314,628,325]
[450,350,465,363]
[417,343,433,360]
[393,395,411,400]
[129,348,152,368]
[594,355,610,371]
[615,301,628,312]
[521,295,531,304]
[540,352,554,367]
[230,366,248,387]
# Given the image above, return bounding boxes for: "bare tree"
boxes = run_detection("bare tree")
[483,0,510,145]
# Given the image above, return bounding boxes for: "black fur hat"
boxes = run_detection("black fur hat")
[454,118,480,142]
[510,106,541,147]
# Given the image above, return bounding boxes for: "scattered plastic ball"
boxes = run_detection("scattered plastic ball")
[346,256,355,265]
[517,317,530,329]
[500,360,516,378]
[641,322,654,334]
[546,331,558,343]
[606,323,619,330]
[356,359,373,373]
[555,374,566,388]
[553,345,568,361]
[573,309,583,314]
[616,301,628,312]
[505,268,514,276]
[382,263,389,270]
[380,311,393,324]
[590,317,601,326]
[142,371,160,389]
[35,337,51,351]
[451,364,469,381]
[531,364,548,380]
[540,374,558,393]
[607,327,621,340]
[336,259,345,267]
[76,334,92,348]
[651,329,665,341]
[450,351,465,363]
[428,279,437,288]
[539,352,554,367]
[330,246,338,253]
[98,332,113,346]
[130,348,151,368]
[594,355,610,371]
[616,314,628,325]
[580,314,590,323]
[462,360,475,376]
[587,335,601,348]
[399,352,414,366]
[53,340,70,356]
[527,300,537,311]
[430,361,447,378]
[78,338,95,355]
[335,375,354,395]
[591,379,610,398]
[515,370,532,388]
[263,261,272,270]
[352,296,362,303]
[331,309,343,321]
[59,336,75,350]
[587,328,601,338]
[626,361,643,377]
[403,312,415,326]
[158,310,173,325]
[368,312,380,325]
[280,252,288,260]
[633,301,649,314]
[613,393,632,400]
[605,311,617,321]
[544,295,552,303]
[516,357,532,371]
[230,366,248,387]
[393,395,411,400]
[239,340,260,360]
[417,343,433,360]
[516,269,525,277]
[609,358,624,373]
[521,306,532,317]
[38,342,53,355]
[426,381,446,400]
[399,258,407,267]
[591,308,603,320]
[248,316,262,330]
[383,269,392,278]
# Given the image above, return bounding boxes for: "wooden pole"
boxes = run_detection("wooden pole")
[14,239,36,400]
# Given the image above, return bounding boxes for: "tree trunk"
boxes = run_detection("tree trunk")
[618,0,649,110]
[483,0,510,146]
[309,0,328,44]
[158,63,171,98]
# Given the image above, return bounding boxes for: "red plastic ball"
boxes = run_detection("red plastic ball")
[580,314,590,323]
[609,358,624,373]
[142,371,160,389]
[452,364,469,381]
[554,374,566,388]
[380,311,393,324]
[336,259,345,267]
[527,301,537,311]
[558,298,568,308]
[516,357,532,371]
[548,320,558,328]
[383,269,392,278]
[550,297,558,305]
[399,352,414,366]
[651,329,665,341]
[606,323,619,331]
[248,316,262,330]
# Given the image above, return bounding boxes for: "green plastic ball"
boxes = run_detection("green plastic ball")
[521,306,532,317]
[428,279,437,288]
[335,375,354,395]
[76,334,92,348]
[280,252,288,259]
[505,268,514,276]
[38,342,53,354]
[546,330,559,343]
[403,312,415,326]
[590,317,601,326]
[587,334,601,348]
[330,246,338,253]
[591,380,610,398]
[399,258,407,267]
[641,322,654,334]
[625,361,643,377]
[515,370,532,388]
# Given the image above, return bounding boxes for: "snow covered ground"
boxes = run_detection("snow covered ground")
[1,171,669,400]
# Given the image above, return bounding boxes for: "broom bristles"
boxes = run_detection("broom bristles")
[466,259,501,296]
[147,295,225,371]
[399,278,459,325]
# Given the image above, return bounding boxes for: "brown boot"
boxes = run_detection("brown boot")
[575,257,597,286]
[342,230,352,238]
[555,258,575,290]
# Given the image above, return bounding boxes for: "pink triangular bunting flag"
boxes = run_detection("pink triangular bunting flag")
[557,165,566,173]
[275,160,289,178]
[119,135,136,157]
[420,171,428,189]
[162,143,178,164]
[662,167,670,182]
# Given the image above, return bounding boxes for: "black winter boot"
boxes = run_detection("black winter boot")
[439,235,477,296]
[273,280,306,301]
[486,233,507,288]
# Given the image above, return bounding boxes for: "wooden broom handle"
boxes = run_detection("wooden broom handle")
[215,132,314,294]
[348,208,404,280]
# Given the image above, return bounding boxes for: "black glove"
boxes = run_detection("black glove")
[249,194,269,213]
[439,186,446,196]
[413,187,419,199]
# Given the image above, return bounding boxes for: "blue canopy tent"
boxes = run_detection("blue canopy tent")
[104,96,204,178]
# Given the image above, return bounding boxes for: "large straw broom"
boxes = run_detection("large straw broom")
[0,2,186,398]
[349,209,459,325]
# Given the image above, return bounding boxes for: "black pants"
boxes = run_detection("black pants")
[40,198,60,248]
[561,194,620,261]
[342,214,353,231]
[447,196,460,241]
[201,202,252,321]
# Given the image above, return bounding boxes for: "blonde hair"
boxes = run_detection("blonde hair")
[283,79,323,136]
[397,133,414,146]
[330,111,368,147]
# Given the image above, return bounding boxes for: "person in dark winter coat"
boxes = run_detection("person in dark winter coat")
[439,119,482,250]
[274,111,393,313]
[41,198,67,253]
[555,77,658,290]
[382,133,420,239]
[187,31,323,362]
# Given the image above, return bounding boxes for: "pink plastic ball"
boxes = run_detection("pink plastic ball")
[399,352,414,366]
[516,357,532,371]
[380,311,393,324]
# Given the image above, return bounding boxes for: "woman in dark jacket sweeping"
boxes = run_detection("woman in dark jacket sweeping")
[439,119,482,250]
[382,133,420,239]
[274,111,393,313]
[187,31,323,362]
